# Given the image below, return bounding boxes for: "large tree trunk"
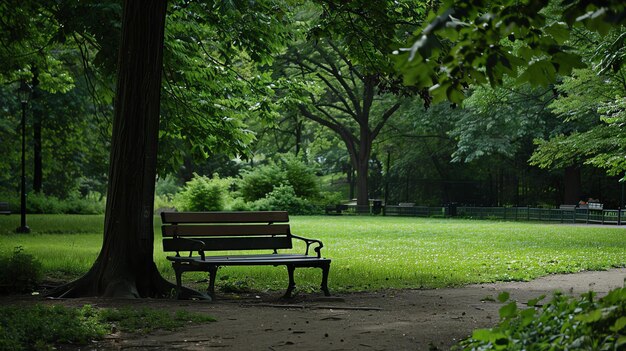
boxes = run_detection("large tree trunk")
[48,0,177,298]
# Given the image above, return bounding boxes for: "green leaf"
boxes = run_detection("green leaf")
[471,328,494,341]
[611,316,626,332]
[498,291,510,303]
[520,308,536,326]
[543,22,570,45]
[527,295,546,307]
[499,301,518,319]
[576,308,602,323]
[446,84,465,104]
[518,60,556,87]
[551,52,586,75]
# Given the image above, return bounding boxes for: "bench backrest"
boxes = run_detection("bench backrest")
[161,211,292,253]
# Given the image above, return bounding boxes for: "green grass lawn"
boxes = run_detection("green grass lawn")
[0,215,625,293]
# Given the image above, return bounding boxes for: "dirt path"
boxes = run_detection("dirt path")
[16,268,622,351]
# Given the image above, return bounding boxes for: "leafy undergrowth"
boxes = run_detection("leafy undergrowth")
[0,304,215,351]
[457,287,626,350]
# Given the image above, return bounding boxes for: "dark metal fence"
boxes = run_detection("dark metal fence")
[337,204,625,225]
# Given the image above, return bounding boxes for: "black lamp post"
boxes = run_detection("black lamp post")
[16,81,31,233]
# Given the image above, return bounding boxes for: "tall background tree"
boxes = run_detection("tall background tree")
[270,0,429,207]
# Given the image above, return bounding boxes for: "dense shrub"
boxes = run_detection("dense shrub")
[457,288,626,350]
[174,173,231,211]
[25,192,104,214]
[155,174,180,197]
[154,194,175,212]
[282,155,319,199]
[251,185,318,215]
[316,191,345,207]
[226,197,252,211]
[238,163,284,202]
[238,155,319,202]
[0,247,43,294]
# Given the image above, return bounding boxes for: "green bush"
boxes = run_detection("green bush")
[0,247,43,294]
[25,192,104,214]
[238,155,320,202]
[238,163,284,202]
[282,154,319,199]
[26,192,64,214]
[457,288,626,350]
[155,174,180,197]
[316,191,345,206]
[154,194,175,212]
[251,184,318,215]
[174,173,231,211]
[62,193,105,214]
[154,175,179,211]
[226,197,252,211]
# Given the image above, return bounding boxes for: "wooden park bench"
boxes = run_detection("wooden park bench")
[161,211,331,299]
[559,205,577,211]
[0,202,10,215]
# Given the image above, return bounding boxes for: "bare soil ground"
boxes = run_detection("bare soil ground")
[4,268,626,351]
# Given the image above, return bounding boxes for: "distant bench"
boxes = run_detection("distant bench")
[325,204,348,215]
[161,211,331,299]
[0,202,10,215]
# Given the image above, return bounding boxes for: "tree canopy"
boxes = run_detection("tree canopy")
[395,0,625,103]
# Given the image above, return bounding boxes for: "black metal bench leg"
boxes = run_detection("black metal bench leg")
[174,265,183,299]
[321,263,331,296]
[207,265,218,299]
[284,264,296,298]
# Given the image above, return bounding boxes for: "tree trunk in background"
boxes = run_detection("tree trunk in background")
[32,69,42,193]
[563,166,581,205]
[355,132,372,207]
[49,0,174,298]
[345,163,354,200]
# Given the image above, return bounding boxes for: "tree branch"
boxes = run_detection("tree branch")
[372,102,401,140]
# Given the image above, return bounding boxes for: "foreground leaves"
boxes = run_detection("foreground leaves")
[458,287,626,350]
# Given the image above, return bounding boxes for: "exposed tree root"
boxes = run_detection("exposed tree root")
[46,263,210,301]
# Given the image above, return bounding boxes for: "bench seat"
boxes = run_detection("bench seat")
[161,211,331,299]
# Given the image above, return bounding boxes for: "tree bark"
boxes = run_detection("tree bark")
[355,127,372,207]
[48,0,181,298]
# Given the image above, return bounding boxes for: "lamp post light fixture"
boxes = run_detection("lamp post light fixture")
[16,81,31,233]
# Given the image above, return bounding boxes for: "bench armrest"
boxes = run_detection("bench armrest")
[291,234,324,258]
[177,237,206,260]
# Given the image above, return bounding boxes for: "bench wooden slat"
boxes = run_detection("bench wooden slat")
[161,211,289,224]
[163,236,293,252]
[168,253,320,263]
[162,224,290,237]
